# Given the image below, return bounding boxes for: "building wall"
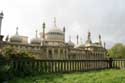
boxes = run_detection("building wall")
[0,41,107,60]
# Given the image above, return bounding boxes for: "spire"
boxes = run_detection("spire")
[88,31,91,40]
[43,22,45,29]
[85,31,92,44]
[42,22,45,39]
[35,30,38,38]
[99,34,101,40]
[16,27,19,35]
[99,34,102,45]
[77,34,79,44]
[54,17,56,27]
[63,26,65,32]
[63,26,65,42]
[0,11,4,35]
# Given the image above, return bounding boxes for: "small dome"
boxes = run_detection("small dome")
[78,44,85,48]
[85,39,92,44]
[31,38,41,45]
[10,27,22,43]
[68,40,74,47]
[10,35,22,43]
[31,30,41,45]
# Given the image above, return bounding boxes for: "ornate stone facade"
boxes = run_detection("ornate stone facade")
[0,12,107,60]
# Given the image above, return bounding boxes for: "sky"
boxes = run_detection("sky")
[0,0,125,48]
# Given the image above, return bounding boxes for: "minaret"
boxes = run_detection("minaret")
[0,11,4,41]
[42,22,45,46]
[88,31,91,40]
[42,22,45,39]
[16,27,19,35]
[63,26,65,42]
[99,34,102,45]
[86,31,92,44]
[76,34,79,44]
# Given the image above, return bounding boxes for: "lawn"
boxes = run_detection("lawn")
[8,69,125,83]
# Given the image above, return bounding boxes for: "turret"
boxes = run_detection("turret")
[0,11,4,41]
[99,34,102,46]
[76,34,79,44]
[63,26,65,42]
[88,31,91,41]
[42,22,45,40]
[85,31,92,44]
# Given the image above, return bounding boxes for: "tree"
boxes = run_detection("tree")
[1,45,34,59]
[108,43,125,58]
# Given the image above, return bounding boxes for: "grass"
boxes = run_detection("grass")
[8,69,125,83]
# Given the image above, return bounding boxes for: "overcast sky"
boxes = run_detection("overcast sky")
[0,0,125,48]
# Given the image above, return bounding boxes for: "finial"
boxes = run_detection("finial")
[35,30,38,38]
[54,17,56,27]
[87,30,91,40]
[63,26,65,32]
[88,31,91,36]
[99,34,101,39]
[77,34,79,44]
[99,34,102,45]
[43,22,45,29]
[16,27,19,35]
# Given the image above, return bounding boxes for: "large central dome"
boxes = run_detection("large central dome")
[46,18,64,42]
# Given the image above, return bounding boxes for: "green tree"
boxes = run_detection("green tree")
[1,45,34,59]
[108,43,125,58]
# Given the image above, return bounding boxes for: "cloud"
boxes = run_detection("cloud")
[0,0,125,48]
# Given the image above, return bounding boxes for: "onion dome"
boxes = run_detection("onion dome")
[10,27,22,43]
[0,11,4,18]
[85,31,92,47]
[78,44,85,48]
[31,30,41,45]
[31,38,41,45]
[46,18,64,42]
[67,36,74,47]
[0,11,3,16]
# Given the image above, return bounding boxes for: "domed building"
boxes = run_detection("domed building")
[44,18,65,46]
[10,27,22,43]
[0,13,108,60]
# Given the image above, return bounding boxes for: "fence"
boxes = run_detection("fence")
[0,58,125,75]
[112,59,125,69]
